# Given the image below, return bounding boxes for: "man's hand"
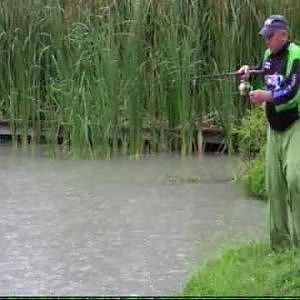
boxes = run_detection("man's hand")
[249,89,273,103]
[238,65,251,80]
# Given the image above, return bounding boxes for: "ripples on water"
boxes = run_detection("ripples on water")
[0,145,267,295]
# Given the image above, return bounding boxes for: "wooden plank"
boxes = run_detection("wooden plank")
[0,124,11,135]
[0,120,226,151]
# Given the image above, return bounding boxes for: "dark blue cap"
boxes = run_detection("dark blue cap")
[259,15,288,39]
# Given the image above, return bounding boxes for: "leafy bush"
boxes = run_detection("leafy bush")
[237,106,267,200]
[237,105,267,160]
[242,149,267,200]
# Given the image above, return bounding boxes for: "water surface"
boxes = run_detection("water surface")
[0,145,267,295]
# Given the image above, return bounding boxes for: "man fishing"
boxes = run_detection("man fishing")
[239,15,300,251]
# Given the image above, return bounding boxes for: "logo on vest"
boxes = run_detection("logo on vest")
[264,60,271,70]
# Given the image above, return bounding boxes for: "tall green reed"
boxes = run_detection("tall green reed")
[1,0,300,157]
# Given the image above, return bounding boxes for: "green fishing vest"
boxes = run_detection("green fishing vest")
[264,42,300,113]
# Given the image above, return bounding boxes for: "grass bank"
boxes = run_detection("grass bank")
[182,243,300,296]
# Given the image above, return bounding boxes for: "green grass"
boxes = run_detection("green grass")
[183,242,300,296]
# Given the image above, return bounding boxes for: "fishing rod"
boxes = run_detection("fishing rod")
[168,69,264,96]
[198,69,265,96]
[199,69,264,80]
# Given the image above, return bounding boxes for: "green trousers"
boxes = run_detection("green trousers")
[266,119,300,251]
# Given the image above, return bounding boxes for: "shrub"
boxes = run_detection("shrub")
[242,149,267,200]
[237,105,267,200]
[237,105,267,160]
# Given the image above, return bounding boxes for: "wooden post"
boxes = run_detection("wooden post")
[197,128,203,155]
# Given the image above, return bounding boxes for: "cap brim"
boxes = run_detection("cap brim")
[259,26,274,39]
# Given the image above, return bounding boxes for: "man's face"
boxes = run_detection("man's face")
[264,30,287,53]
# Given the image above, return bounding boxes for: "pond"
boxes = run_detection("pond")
[0,145,267,295]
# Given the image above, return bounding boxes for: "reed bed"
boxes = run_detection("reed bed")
[0,0,300,157]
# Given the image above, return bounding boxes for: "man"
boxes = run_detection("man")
[240,15,300,251]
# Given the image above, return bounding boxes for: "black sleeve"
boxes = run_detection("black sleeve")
[273,59,300,105]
